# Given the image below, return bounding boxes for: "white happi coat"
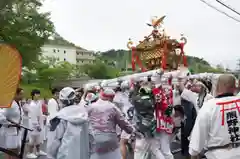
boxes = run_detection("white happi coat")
[0,101,23,149]
[189,96,240,159]
[47,98,59,124]
[87,99,133,159]
[47,105,89,159]
[181,88,213,113]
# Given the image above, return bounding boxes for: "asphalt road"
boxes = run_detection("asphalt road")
[35,141,185,159]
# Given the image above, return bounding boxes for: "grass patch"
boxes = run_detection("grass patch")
[20,84,52,98]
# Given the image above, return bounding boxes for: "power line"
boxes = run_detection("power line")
[199,0,240,23]
[216,0,240,16]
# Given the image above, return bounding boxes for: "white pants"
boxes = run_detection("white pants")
[157,131,174,159]
[29,134,41,145]
[5,135,21,149]
[40,125,47,143]
[90,148,121,159]
[134,137,165,159]
[134,132,174,159]
[43,125,47,141]
[1,127,21,149]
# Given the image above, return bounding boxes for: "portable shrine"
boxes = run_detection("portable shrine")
[127,16,188,72]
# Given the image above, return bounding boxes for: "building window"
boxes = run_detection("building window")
[77,52,79,55]
[64,50,66,54]
[81,60,83,63]
[64,58,66,61]
[57,50,60,52]
[53,49,56,53]
[81,52,83,55]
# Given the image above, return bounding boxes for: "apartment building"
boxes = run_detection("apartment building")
[76,47,95,65]
[41,43,95,65]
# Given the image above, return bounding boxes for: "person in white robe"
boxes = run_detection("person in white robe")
[176,78,213,158]
[47,87,90,159]
[26,89,46,159]
[47,88,60,125]
[0,88,24,159]
[46,88,60,145]
[189,74,240,159]
[88,88,134,159]
[118,81,135,159]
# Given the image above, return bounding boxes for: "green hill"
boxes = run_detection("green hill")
[99,49,224,73]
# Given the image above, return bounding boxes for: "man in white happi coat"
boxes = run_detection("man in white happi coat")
[132,83,169,159]
[87,88,134,159]
[47,87,90,159]
[0,88,24,159]
[177,78,213,158]
[189,74,240,159]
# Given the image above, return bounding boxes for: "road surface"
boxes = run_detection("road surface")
[36,141,185,159]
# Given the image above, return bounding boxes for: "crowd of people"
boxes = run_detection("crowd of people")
[0,72,240,159]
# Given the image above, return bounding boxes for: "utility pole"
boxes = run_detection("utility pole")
[236,59,240,79]
[237,59,240,71]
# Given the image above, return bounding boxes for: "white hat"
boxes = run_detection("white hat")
[100,88,115,99]
[59,87,76,101]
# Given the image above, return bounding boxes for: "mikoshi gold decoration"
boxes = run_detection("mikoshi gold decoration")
[0,43,22,108]
[127,15,188,72]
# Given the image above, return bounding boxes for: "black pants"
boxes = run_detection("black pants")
[181,122,190,157]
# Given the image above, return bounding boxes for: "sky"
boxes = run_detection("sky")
[41,0,240,70]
